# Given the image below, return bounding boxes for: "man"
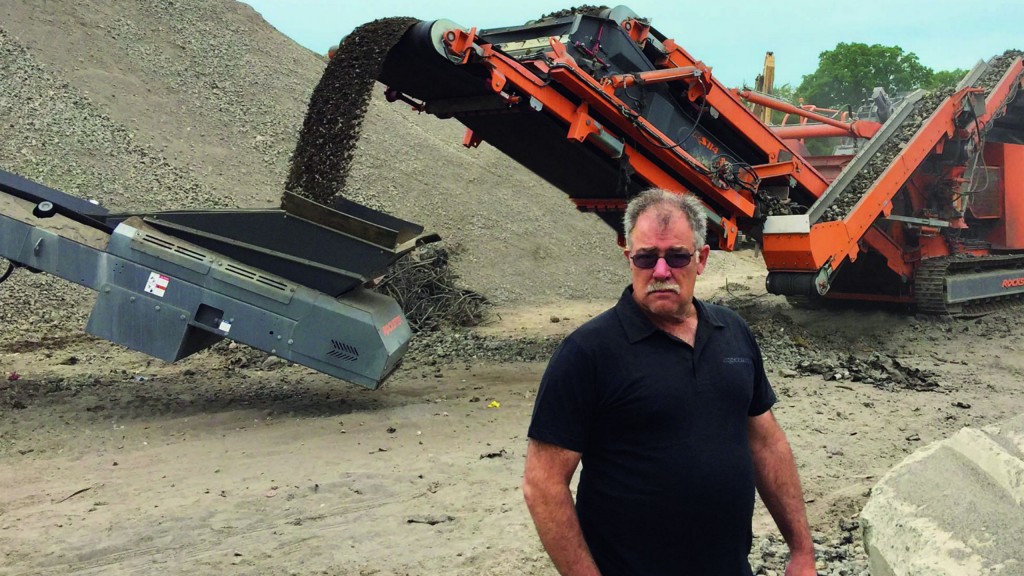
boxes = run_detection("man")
[523,189,816,575]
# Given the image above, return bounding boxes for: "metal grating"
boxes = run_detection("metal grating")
[223,263,291,293]
[141,234,208,261]
[224,263,257,280]
[327,340,359,362]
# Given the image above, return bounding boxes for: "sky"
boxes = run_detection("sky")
[241,0,1022,89]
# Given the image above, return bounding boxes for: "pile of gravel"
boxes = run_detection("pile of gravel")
[0,24,228,337]
[0,27,226,212]
[750,518,868,575]
[405,330,560,366]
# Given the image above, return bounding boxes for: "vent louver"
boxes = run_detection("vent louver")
[141,234,207,262]
[327,340,359,362]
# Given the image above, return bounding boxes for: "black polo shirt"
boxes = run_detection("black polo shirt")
[528,287,776,576]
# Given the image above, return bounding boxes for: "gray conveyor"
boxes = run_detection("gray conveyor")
[0,169,436,389]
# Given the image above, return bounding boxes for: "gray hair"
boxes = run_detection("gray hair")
[623,189,707,250]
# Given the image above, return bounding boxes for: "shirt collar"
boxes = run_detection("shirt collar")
[615,286,726,344]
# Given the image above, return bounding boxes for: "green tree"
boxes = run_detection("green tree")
[797,43,933,109]
[925,68,969,89]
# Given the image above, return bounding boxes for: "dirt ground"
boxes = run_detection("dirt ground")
[3,250,1024,575]
[4,2,1024,573]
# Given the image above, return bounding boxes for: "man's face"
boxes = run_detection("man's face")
[625,205,710,322]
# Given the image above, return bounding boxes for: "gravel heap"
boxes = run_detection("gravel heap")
[0,0,335,337]
[86,1,317,193]
[0,24,229,337]
[750,518,868,576]
[0,27,227,212]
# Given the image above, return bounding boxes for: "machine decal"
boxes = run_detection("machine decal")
[144,272,170,297]
[697,136,720,155]
[1003,277,1024,288]
[218,320,232,334]
[381,315,404,336]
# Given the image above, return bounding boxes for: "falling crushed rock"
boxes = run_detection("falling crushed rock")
[284,16,491,330]
[285,17,417,206]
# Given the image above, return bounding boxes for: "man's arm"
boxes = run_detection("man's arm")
[522,439,601,576]
[748,410,816,576]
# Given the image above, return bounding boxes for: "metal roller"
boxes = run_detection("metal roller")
[766,272,820,297]
[378,20,492,105]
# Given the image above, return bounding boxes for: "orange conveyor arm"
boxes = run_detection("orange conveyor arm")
[761,57,1024,295]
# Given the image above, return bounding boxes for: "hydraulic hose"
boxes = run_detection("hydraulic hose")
[0,258,15,284]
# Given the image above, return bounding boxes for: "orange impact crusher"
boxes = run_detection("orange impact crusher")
[370,6,1024,315]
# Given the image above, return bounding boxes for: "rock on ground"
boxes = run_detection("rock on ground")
[861,413,1024,575]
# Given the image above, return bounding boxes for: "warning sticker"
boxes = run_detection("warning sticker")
[218,321,232,334]
[144,272,170,297]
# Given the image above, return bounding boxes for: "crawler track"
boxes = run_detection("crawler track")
[915,254,1024,316]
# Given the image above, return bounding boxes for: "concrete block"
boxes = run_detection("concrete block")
[861,413,1024,576]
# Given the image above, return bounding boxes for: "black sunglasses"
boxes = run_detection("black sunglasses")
[630,251,694,269]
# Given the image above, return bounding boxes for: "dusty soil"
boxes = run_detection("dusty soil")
[2,2,1024,574]
[3,250,1024,574]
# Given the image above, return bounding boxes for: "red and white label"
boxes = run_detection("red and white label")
[144,272,170,297]
[381,315,404,336]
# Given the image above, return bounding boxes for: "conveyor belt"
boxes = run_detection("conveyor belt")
[818,51,1023,224]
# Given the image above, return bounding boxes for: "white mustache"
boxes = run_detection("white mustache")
[647,281,680,294]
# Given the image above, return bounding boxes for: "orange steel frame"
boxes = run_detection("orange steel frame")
[985,143,1024,249]
[438,23,829,250]
[762,58,1024,286]
[736,89,882,139]
[437,24,1023,299]
[653,37,829,198]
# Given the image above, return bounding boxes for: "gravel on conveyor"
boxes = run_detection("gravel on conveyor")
[820,49,1022,223]
[820,87,953,223]
[537,5,610,20]
[974,49,1024,91]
